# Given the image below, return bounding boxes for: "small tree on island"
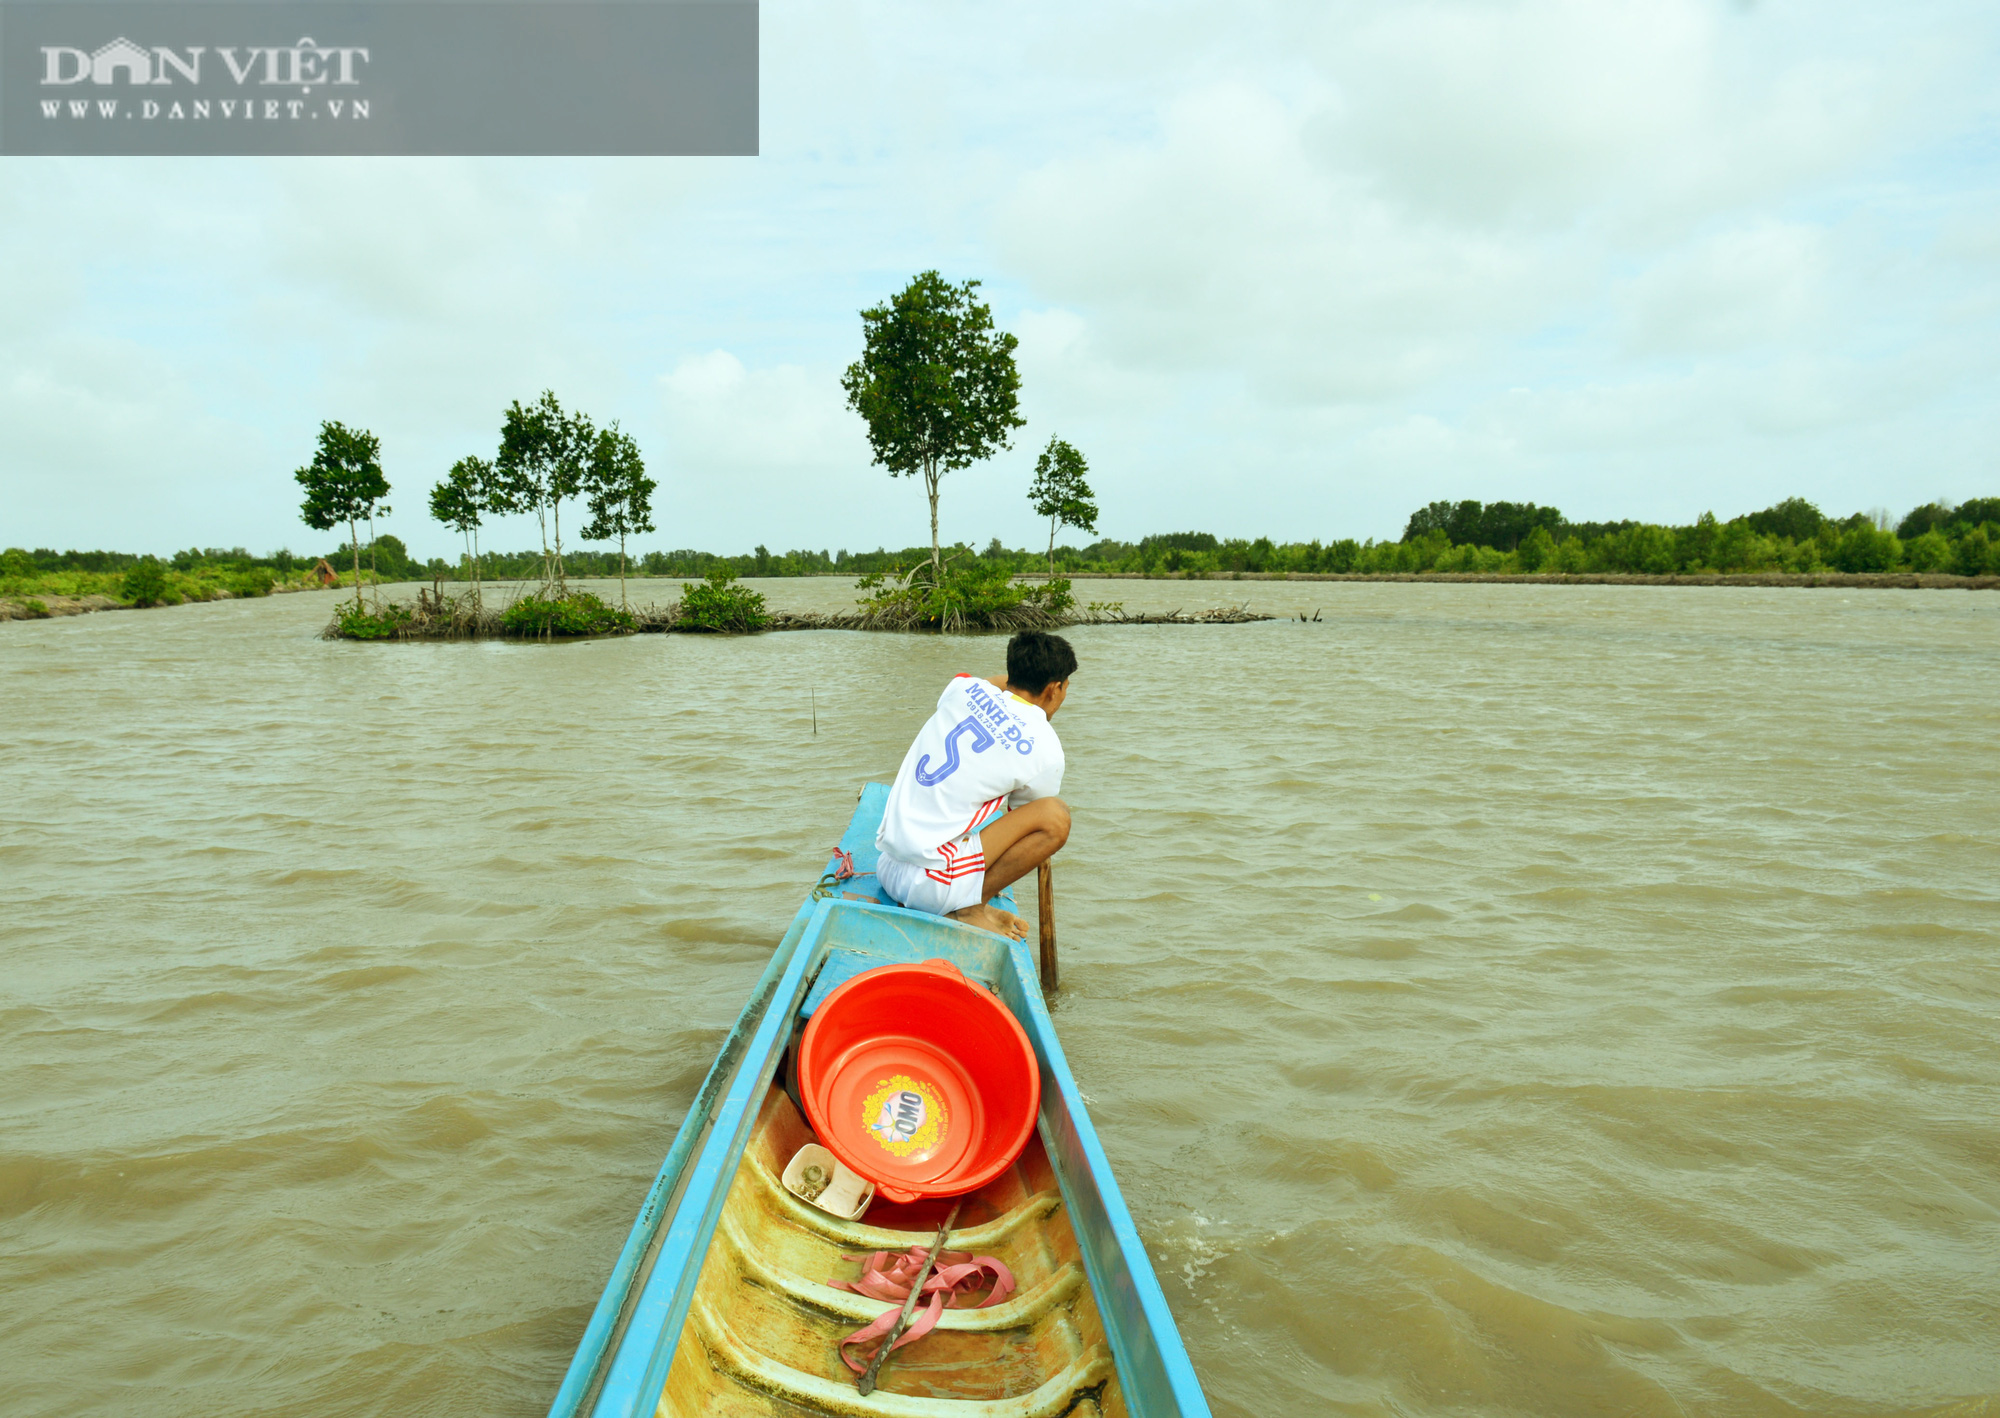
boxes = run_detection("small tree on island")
[429,456,494,605]
[1028,435,1097,579]
[841,271,1025,582]
[491,399,550,585]
[581,424,656,609]
[545,400,596,593]
[493,391,596,595]
[295,420,389,610]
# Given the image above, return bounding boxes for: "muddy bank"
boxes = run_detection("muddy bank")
[1052,570,2000,589]
[321,597,1277,641]
[0,594,122,621]
[739,605,1275,632]
[0,584,320,623]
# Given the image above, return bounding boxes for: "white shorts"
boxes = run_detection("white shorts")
[876,843,985,916]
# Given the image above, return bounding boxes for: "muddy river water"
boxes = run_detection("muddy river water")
[3,579,1996,1417]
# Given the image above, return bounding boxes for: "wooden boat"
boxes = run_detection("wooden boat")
[548,784,1212,1418]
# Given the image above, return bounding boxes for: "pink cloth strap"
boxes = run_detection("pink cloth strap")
[827,847,869,881]
[813,846,877,901]
[827,1246,1017,1373]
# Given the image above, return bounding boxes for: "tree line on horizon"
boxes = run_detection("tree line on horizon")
[12,492,1998,603]
[435,491,1997,579]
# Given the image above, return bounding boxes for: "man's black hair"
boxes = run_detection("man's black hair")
[1006,631,1077,696]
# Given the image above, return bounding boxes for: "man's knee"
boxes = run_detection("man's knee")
[1041,797,1071,848]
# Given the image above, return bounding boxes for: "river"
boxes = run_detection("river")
[2,578,1996,1417]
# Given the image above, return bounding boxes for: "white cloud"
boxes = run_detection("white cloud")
[658,350,866,473]
[1620,221,1827,354]
[1316,0,1896,228]
[1002,80,1540,404]
[996,0,1968,411]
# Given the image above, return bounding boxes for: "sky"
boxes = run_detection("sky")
[3,0,1998,561]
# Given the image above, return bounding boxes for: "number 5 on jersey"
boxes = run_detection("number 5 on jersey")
[915,716,995,785]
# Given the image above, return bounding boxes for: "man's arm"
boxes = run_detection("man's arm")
[1008,754,1065,808]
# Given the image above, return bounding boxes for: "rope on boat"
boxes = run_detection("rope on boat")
[812,846,875,900]
[829,1244,1016,1376]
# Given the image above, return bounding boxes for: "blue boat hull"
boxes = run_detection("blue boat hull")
[548,784,1211,1417]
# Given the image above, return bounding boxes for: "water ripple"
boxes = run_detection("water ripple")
[2,582,1998,1415]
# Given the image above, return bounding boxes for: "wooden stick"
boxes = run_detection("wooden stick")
[1037,861,1057,991]
[856,1200,962,1396]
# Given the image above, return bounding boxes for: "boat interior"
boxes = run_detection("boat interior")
[656,1085,1128,1417]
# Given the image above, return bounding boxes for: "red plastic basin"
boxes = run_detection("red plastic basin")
[798,959,1040,1203]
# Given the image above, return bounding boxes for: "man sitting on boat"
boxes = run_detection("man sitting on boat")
[874,631,1074,939]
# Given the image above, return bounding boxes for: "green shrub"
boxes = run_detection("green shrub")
[121,558,170,607]
[1710,521,1779,572]
[23,598,50,617]
[1957,526,1997,577]
[1546,536,1589,574]
[1905,529,1954,572]
[1433,543,1481,573]
[676,568,770,633]
[1169,549,1218,575]
[1745,496,1826,542]
[857,559,1040,629]
[221,564,277,597]
[1401,530,1450,571]
[1592,523,1677,574]
[1022,576,1075,614]
[334,601,413,640]
[1897,502,1954,539]
[1442,542,1502,573]
[1831,524,1901,573]
[501,590,636,638]
[1781,537,1827,574]
[1515,526,1555,571]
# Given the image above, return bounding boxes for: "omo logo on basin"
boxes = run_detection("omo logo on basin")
[863,1074,947,1159]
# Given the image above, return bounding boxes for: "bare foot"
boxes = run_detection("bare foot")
[947,902,1028,940]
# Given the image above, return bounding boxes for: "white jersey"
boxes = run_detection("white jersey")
[877,675,1065,883]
